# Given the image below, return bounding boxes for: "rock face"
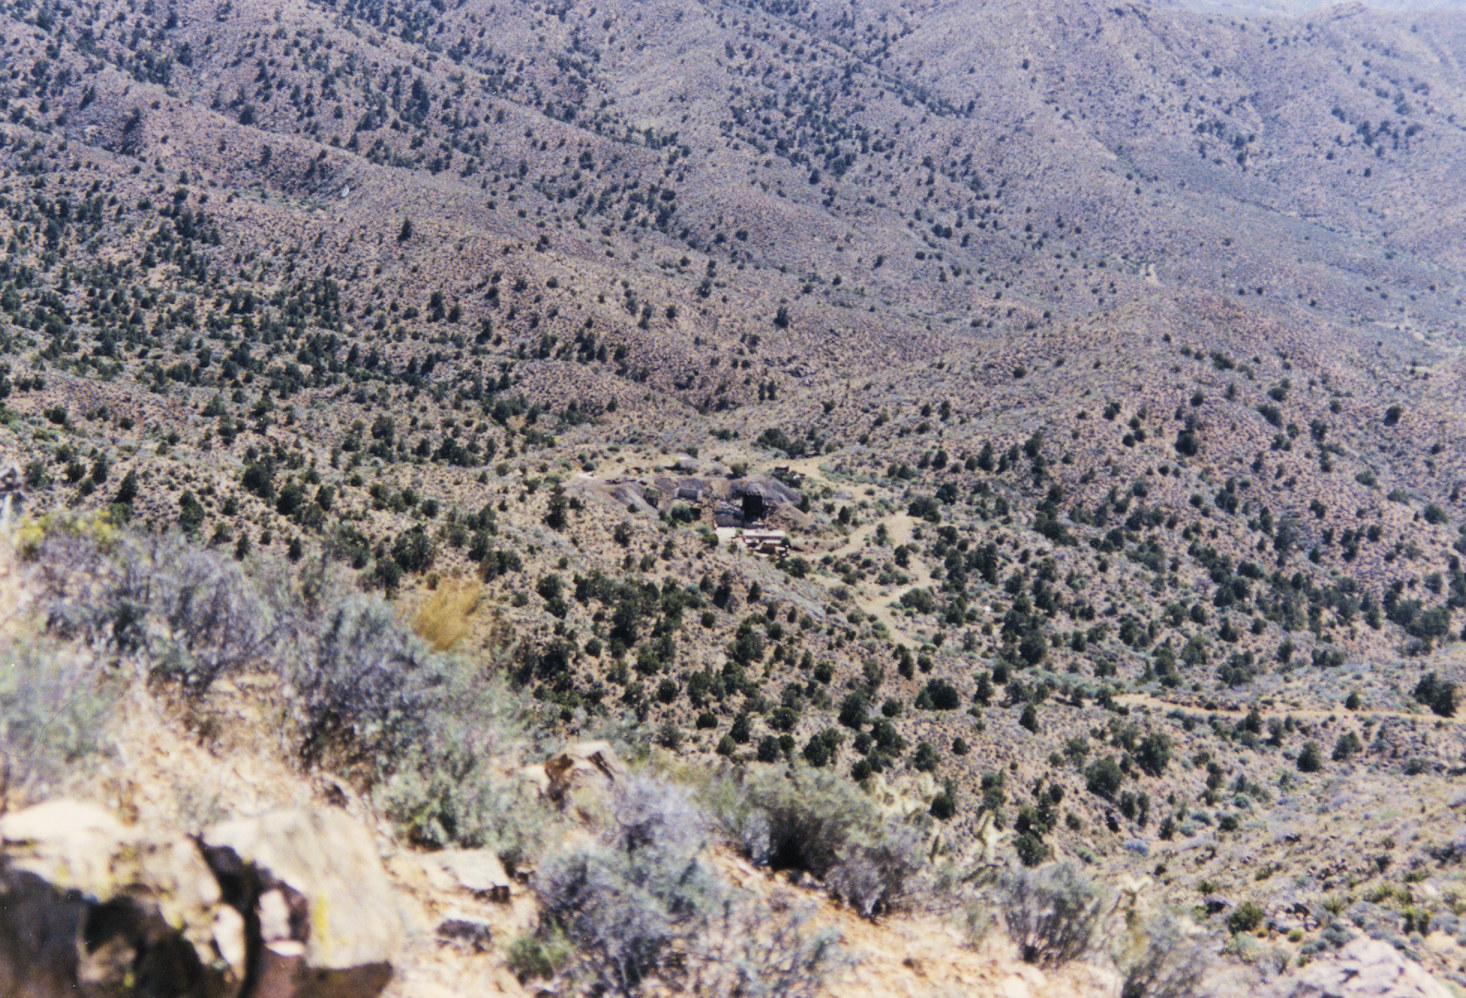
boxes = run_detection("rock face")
[201,808,404,998]
[0,799,246,998]
[0,800,402,998]
[1268,937,1454,998]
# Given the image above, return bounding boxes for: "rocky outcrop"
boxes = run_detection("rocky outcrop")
[0,799,246,998]
[729,474,803,508]
[0,801,402,998]
[201,808,404,998]
[1267,937,1454,998]
[542,740,626,804]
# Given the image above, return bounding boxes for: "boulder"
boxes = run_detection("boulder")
[543,740,626,804]
[0,799,246,998]
[201,808,403,998]
[1269,936,1454,998]
[429,848,512,902]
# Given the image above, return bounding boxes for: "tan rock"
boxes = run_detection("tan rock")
[0,799,245,998]
[0,799,126,889]
[543,740,626,803]
[202,807,404,998]
[430,848,512,902]
[213,906,249,971]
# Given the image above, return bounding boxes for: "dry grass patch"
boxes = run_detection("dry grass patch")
[413,577,484,652]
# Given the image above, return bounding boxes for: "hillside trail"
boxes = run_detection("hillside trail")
[1117,691,1466,726]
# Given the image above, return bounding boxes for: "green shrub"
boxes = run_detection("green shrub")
[0,642,116,804]
[707,764,924,917]
[1120,911,1213,998]
[379,671,550,865]
[534,778,709,991]
[1135,732,1171,777]
[506,927,573,983]
[998,862,1108,966]
[1228,901,1264,934]
[383,754,548,861]
[802,728,842,767]
[1014,833,1050,868]
[294,595,444,763]
[899,587,936,614]
[1085,756,1124,799]
[914,678,960,710]
[1332,731,1363,762]
[31,531,281,695]
[1413,673,1457,717]
[1019,704,1039,733]
[22,525,546,856]
[534,776,837,996]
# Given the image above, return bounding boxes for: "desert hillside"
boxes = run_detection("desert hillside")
[3,0,1466,994]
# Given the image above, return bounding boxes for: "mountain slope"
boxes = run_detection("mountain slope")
[4,0,1466,990]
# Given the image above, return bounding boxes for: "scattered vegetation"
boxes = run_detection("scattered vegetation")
[3,0,1466,988]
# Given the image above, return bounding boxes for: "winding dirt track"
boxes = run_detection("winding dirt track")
[1116,692,1466,726]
